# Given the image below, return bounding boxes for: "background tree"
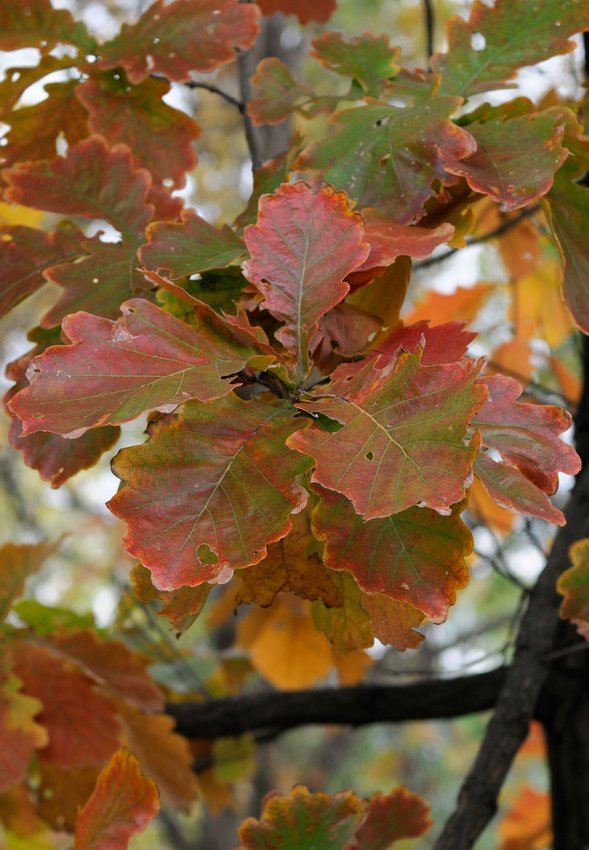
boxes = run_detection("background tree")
[1,1,589,849]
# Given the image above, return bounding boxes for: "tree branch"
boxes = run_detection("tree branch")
[167,667,507,739]
[415,204,541,270]
[237,46,264,171]
[423,0,435,60]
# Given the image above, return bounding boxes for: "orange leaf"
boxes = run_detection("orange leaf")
[237,595,334,689]
[0,539,60,624]
[74,749,159,850]
[117,702,199,811]
[498,787,551,850]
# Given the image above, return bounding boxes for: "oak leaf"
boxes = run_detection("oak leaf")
[98,0,260,84]
[311,32,400,97]
[0,0,96,53]
[0,222,84,319]
[312,572,374,654]
[446,101,567,210]
[311,488,472,623]
[108,397,311,589]
[359,595,424,651]
[238,786,367,850]
[297,99,476,223]
[498,786,551,850]
[76,74,200,190]
[289,349,486,518]
[10,298,270,438]
[74,749,159,850]
[433,0,589,97]
[37,764,101,832]
[130,563,211,636]
[344,787,432,850]
[4,330,120,487]
[139,208,246,280]
[243,182,369,378]
[10,641,121,769]
[237,596,334,689]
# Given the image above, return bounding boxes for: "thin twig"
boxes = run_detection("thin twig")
[237,48,264,170]
[415,204,542,270]
[151,74,244,111]
[423,0,435,61]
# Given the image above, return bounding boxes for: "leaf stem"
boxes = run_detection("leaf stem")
[423,0,435,61]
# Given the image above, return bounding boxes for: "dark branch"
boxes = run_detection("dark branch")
[178,79,244,112]
[415,204,542,270]
[423,0,435,60]
[167,668,507,740]
[237,47,264,171]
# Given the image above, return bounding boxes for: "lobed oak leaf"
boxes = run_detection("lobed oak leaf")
[117,703,198,811]
[0,55,79,121]
[0,539,61,624]
[473,453,566,526]
[10,641,121,769]
[108,396,312,590]
[433,0,589,98]
[0,783,42,836]
[297,99,476,223]
[45,630,163,712]
[130,563,211,636]
[257,0,336,23]
[238,785,367,850]
[312,572,374,654]
[42,238,154,326]
[0,0,96,54]
[344,787,432,850]
[473,375,580,498]
[76,74,200,190]
[359,594,424,651]
[237,596,334,689]
[139,208,247,280]
[311,488,472,624]
[0,671,48,793]
[248,59,317,126]
[9,298,270,438]
[235,510,342,609]
[545,110,589,332]
[445,102,567,210]
[243,182,368,377]
[98,0,260,84]
[557,538,589,640]
[234,142,301,232]
[4,330,120,487]
[0,80,89,179]
[3,135,153,239]
[0,222,85,319]
[289,349,486,519]
[74,748,159,850]
[310,32,400,97]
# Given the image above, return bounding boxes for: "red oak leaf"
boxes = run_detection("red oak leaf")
[98,0,260,84]
[289,348,486,519]
[108,396,312,590]
[243,182,369,378]
[9,298,272,438]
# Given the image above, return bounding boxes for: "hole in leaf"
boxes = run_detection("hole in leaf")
[366,452,374,461]
[197,543,219,566]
